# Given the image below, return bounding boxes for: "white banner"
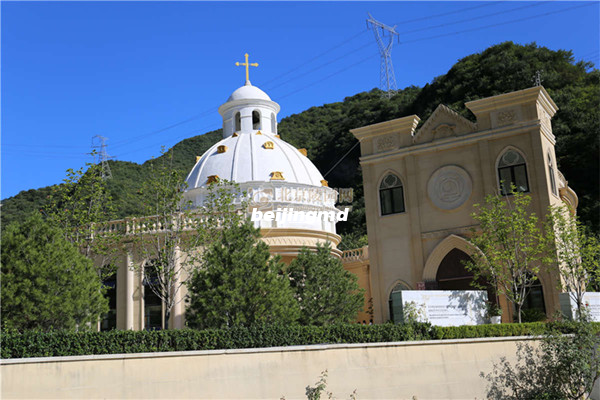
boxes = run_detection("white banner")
[398,290,488,327]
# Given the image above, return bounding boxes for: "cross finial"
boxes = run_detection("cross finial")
[235,53,259,85]
[533,70,543,87]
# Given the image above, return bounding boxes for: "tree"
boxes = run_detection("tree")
[547,205,600,318]
[45,154,121,281]
[133,148,248,329]
[1,213,108,331]
[483,313,600,399]
[287,243,365,325]
[467,189,551,323]
[185,221,299,329]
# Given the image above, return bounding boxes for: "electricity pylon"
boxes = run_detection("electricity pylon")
[367,13,400,99]
[92,135,113,180]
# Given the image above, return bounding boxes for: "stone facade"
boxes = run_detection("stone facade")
[351,86,578,323]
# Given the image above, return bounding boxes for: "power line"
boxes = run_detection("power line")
[115,2,597,156]
[394,1,503,25]
[402,2,594,45]
[267,41,373,92]
[112,2,598,161]
[323,141,361,179]
[2,149,88,158]
[109,107,218,150]
[10,3,594,160]
[398,1,550,36]
[2,143,84,149]
[111,29,372,151]
[262,29,369,89]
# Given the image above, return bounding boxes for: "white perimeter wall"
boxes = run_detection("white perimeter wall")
[2,337,542,399]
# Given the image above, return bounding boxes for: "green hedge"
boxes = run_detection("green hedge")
[2,322,598,359]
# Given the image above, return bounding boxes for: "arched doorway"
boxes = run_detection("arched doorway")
[435,248,496,302]
[436,248,475,290]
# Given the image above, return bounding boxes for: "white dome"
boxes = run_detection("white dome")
[184,79,340,235]
[227,84,271,102]
[185,132,325,188]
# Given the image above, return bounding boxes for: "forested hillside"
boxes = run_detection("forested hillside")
[2,42,598,238]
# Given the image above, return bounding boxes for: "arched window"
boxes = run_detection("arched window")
[379,173,405,215]
[271,113,276,133]
[234,112,241,132]
[252,110,261,130]
[389,282,410,323]
[548,152,557,196]
[497,149,529,195]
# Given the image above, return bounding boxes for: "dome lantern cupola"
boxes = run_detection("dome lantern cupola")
[218,53,280,138]
[185,54,341,240]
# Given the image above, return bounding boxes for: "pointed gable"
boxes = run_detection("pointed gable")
[413,104,477,145]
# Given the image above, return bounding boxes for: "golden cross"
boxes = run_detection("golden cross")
[235,53,258,84]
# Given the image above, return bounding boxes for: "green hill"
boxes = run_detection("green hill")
[2,42,598,238]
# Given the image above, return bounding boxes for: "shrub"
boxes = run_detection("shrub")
[3,322,599,359]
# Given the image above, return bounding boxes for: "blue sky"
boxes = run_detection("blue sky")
[2,1,599,200]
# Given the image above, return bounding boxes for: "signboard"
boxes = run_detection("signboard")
[559,292,600,322]
[398,290,488,327]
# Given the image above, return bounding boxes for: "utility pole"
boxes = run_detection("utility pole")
[92,135,113,180]
[367,13,400,99]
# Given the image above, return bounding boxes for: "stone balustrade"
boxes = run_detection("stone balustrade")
[341,246,369,262]
[91,212,223,236]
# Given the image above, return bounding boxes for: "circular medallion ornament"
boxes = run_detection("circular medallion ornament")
[427,165,472,210]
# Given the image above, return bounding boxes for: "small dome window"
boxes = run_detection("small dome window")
[252,110,261,130]
[271,113,276,133]
[235,112,241,132]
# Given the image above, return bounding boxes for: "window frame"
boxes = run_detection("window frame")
[496,148,530,196]
[548,152,558,197]
[379,173,406,216]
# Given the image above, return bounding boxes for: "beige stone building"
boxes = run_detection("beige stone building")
[98,84,576,330]
[351,86,577,323]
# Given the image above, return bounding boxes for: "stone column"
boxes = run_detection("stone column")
[169,246,184,329]
[125,250,134,330]
[116,248,135,330]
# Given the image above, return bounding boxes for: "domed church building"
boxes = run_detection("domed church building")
[101,56,372,331]
[100,58,574,332]
[184,75,341,263]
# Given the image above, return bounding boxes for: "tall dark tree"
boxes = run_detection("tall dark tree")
[133,148,247,329]
[1,213,108,331]
[288,243,365,325]
[45,155,121,280]
[185,221,299,329]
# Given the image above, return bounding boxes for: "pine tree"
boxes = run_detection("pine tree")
[185,221,299,329]
[288,243,365,325]
[1,213,108,331]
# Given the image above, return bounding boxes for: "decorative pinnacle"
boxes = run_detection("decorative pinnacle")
[235,53,259,85]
